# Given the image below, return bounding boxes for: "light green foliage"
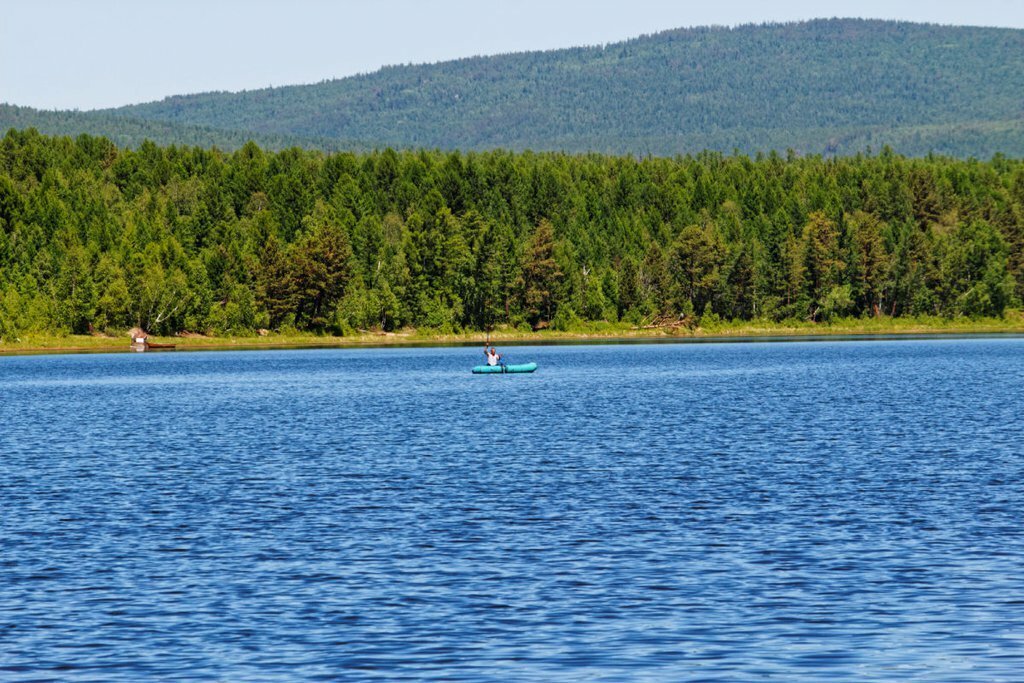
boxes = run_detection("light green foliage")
[821,285,855,321]
[0,130,1021,339]
[937,221,1015,317]
[550,305,581,332]
[802,212,845,320]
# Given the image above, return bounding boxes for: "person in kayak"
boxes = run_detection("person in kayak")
[484,345,503,367]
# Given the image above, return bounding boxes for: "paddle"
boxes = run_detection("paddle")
[483,327,506,367]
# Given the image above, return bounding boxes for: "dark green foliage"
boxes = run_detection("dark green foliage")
[668,224,726,317]
[521,220,562,326]
[0,130,1021,339]
[3,20,1024,158]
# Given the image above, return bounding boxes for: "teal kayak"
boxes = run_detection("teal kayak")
[472,362,538,374]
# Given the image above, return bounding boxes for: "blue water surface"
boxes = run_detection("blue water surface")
[1,339,1023,681]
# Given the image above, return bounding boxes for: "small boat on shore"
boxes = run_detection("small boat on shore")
[130,334,176,351]
[472,362,537,374]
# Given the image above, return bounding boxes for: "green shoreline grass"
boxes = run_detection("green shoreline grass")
[2,312,1023,355]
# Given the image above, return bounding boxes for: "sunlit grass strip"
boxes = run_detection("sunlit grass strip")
[2,312,1022,355]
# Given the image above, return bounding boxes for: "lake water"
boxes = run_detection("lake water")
[2,339,1023,681]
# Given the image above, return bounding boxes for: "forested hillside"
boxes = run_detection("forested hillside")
[3,19,1023,158]
[1,130,1022,340]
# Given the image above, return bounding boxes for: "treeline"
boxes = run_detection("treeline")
[0,104,354,155]
[0,128,1022,339]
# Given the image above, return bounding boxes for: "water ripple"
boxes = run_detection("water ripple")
[1,339,1023,680]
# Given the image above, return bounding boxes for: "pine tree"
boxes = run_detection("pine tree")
[520,219,561,326]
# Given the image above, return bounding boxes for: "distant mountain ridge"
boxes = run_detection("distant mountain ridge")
[3,18,1023,157]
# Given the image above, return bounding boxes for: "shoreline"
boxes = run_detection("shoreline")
[3,316,1024,356]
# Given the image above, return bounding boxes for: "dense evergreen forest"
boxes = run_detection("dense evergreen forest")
[0,129,1022,340]
[0,104,353,155]
[3,19,1023,158]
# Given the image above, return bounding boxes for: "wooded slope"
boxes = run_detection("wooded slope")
[3,19,1023,157]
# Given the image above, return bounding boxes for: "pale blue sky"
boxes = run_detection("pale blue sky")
[3,0,1023,111]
